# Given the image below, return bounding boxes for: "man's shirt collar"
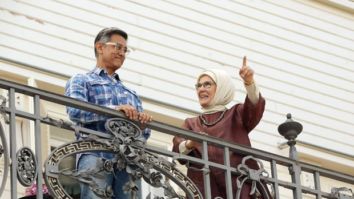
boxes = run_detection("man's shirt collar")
[92,67,120,81]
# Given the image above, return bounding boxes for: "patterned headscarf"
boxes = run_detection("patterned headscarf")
[197,69,235,113]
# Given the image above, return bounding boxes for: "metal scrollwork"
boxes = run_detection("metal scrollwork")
[331,187,354,199]
[0,96,10,197]
[17,147,37,186]
[44,118,202,199]
[0,95,9,123]
[236,155,271,199]
[0,145,3,158]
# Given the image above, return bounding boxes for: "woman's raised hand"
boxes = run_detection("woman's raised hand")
[239,56,254,85]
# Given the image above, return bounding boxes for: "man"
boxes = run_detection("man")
[65,27,152,199]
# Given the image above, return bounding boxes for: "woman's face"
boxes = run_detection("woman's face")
[196,75,217,108]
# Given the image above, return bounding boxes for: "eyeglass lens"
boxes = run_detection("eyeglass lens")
[195,81,214,89]
[105,42,130,54]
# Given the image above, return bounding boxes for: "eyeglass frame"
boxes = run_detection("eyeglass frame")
[104,42,132,55]
[195,81,216,90]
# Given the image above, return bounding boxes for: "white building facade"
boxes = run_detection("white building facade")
[0,0,353,198]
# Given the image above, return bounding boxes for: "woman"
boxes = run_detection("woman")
[173,57,268,198]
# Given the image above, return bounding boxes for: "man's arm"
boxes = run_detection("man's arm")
[65,74,96,123]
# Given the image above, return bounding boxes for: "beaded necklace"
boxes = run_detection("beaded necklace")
[199,110,227,126]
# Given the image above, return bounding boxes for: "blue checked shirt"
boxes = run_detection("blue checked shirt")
[65,67,151,140]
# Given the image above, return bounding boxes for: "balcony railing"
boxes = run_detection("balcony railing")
[0,78,353,199]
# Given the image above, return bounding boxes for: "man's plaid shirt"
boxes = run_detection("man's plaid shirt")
[65,67,151,140]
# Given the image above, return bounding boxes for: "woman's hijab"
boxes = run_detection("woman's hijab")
[197,69,235,114]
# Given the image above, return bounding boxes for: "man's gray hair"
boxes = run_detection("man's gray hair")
[94,27,128,58]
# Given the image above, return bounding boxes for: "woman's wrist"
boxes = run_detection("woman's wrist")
[179,141,193,154]
[244,80,254,86]
[185,140,193,150]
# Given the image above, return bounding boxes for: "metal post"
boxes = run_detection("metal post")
[224,147,233,199]
[289,163,302,199]
[202,141,211,199]
[34,95,43,199]
[314,171,321,199]
[278,113,303,198]
[288,140,298,161]
[271,160,280,199]
[9,88,17,198]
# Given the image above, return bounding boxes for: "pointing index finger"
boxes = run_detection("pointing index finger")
[242,56,247,67]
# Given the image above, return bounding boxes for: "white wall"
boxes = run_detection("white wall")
[1,0,353,156]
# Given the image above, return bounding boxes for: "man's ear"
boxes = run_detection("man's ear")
[96,43,104,55]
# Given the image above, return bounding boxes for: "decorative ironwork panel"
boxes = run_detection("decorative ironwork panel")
[0,96,9,197]
[0,122,9,197]
[236,156,271,199]
[331,187,354,199]
[17,147,37,187]
[44,118,202,199]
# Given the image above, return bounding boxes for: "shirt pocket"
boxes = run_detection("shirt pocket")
[87,80,113,106]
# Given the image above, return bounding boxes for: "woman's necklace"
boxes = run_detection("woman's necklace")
[199,110,227,126]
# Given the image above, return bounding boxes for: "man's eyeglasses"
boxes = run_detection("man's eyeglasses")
[195,81,215,89]
[105,42,131,55]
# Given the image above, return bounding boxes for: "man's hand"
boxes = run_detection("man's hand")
[138,112,153,130]
[116,105,139,120]
[116,105,153,129]
[239,56,254,85]
[138,112,153,124]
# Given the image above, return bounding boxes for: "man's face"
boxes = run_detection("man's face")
[97,34,127,72]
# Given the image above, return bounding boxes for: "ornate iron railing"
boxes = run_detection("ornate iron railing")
[44,117,202,199]
[0,78,353,199]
